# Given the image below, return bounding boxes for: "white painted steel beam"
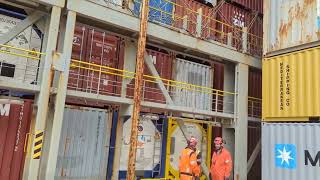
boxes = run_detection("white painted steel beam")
[0,10,46,45]
[247,139,261,174]
[30,0,65,7]
[0,77,40,92]
[66,0,262,69]
[23,6,61,180]
[234,63,249,180]
[66,90,234,119]
[42,10,76,180]
[144,52,174,104]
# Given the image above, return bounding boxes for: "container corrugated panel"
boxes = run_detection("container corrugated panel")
[165,118,212,179]
[213,63,224,112]
[55,106,113,179]
[216,3,263,56]
[119,115,168,179]
[68,24,88,91]
[248,69,262,117]
[174,0,216,39]
[262,123,320,180]
[0,12,42,84]
[133,0,174,25]
[262,47,320,120]
[0,99,33,180]
[172,58,213,111]
[231,0,263,14]
[68,24,125,96]
[127,48,173,104]
[248,122,261,180]
[263,0,320,55]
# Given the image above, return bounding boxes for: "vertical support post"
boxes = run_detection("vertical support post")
[227,32,233,47]
[242,27,248,53]
[121,39,137,97]
[23,6,61,180]
[234,63,249,180]
[182,15,188,31]
[112,105,133,179]
[126,0,149,178]
[42,10,77,180]
[196,8,202,37]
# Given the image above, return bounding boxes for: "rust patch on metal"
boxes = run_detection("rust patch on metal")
[277,0,315,49]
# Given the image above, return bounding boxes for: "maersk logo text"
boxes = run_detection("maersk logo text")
[0,104,10,116]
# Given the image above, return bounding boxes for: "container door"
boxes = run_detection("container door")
[55,106,112,179]
[0,100,33,180]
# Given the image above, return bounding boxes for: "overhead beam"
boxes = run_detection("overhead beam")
[66,0,262,69]
[0,10,46,44]
[247,139,261,173]
[66,90,234,119]
[0,77,41,92]
[144,52,174,104]
[30,0,65,7]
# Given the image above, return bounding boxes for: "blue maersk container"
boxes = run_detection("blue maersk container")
[133,0,174,25]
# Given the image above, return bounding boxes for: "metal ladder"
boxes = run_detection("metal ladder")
[151,119,163,178]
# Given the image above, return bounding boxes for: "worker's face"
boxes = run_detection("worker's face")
[189,141,197,149]
[214,143,222,150]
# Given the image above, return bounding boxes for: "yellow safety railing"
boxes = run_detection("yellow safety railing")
[132,0,262,56]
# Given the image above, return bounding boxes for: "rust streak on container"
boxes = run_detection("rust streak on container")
[126,0,149,179]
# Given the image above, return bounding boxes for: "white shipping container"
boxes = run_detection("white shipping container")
[263,0,320,55]
[262,123,320,180]
[55,106,112,179]
[0,14,42,84]
[172,58,213,111]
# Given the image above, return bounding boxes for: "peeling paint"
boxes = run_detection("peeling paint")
[264,0,320,54]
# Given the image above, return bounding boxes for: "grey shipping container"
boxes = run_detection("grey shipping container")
[262,123,320,180]
[55,106,113,179]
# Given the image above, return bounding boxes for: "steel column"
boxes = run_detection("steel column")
[234,63,249,180]
[23,6,61,180]
[42,10,76,179]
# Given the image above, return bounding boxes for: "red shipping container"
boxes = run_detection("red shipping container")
[68,24,88,91]
[126,49,173,104]
[248,69,262,117]
[231,0,263,14]
[174,0,216,39]
[67,24,125,97]
[247,121,261,180]
[213,63,224,112]
[0,99,33,180]
[216,3,262,56]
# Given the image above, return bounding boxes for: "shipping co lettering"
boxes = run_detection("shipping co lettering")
[280,62,284,110]
[305,150,320,167]
[0,104,10,116]
[285,64,290,107]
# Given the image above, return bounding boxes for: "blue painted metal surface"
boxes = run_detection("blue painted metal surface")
[106,110,119,179]
[133,0,174,25]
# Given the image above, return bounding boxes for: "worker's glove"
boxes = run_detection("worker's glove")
[224,177,230,180]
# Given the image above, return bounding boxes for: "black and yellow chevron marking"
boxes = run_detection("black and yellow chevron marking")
[33,130,44,159]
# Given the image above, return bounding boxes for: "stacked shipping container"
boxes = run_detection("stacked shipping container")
[262,0,320,180]
[0,99,33,180]
[131,0,263,56]
[68,23,124,96]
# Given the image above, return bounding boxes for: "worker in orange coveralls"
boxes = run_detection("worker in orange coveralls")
[178,136,202,180]
[210,137,233,180]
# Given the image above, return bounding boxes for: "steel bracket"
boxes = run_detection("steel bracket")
[52,51,65,72]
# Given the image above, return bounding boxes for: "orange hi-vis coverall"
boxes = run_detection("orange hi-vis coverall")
[210,148,232,180]
[178,147,201,180]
